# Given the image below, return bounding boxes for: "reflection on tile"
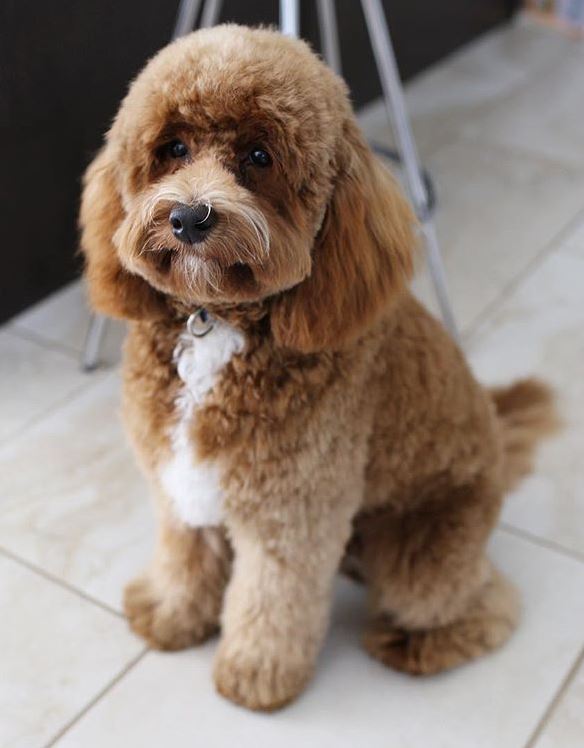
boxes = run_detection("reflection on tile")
[0,374,154,612]
[56,532,584,748]
[0,555,142,748]
[469,223,584,556]
[10,279,126,366]
[534,657,584,748]
[0,330,93,443]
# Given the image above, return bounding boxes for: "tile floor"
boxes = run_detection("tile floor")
[1,13,584,748]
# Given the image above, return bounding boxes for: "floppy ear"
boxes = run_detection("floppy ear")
[270,121,417,352]
[79,147,167,320]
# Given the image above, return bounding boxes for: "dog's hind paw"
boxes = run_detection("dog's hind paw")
[364,571,519,675]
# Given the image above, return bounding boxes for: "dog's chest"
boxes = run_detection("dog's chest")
[160,317,245,527]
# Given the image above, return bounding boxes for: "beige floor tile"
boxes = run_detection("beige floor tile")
[533,655,584,748]
[0,330,97,444]
[10,279,126,366]
[418,142,584,332]
[359,14,569,159]
[55,531,584,748]
[0,373,154,612]
[468,218,584,557]
[10,281,89,352]
[461,41,584,168]
[561,214,584,259]
[0,554,143,748]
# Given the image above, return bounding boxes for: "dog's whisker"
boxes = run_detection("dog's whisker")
[222,202,270,259]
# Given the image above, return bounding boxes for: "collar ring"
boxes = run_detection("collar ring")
[186,308,214,338]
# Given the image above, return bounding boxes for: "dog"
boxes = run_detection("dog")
[80,25,557,711]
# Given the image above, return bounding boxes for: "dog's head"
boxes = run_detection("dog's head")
[81,25,416,352]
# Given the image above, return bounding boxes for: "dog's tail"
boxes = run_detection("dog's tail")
[491,378,559,492]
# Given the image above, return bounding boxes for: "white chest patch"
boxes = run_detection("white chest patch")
[160,317,245,527]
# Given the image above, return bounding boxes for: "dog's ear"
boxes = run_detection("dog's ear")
[270,121,417,352]
[80,147,167,320]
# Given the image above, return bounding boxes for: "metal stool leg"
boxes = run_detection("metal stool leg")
[280,0,300,36]
[316,0,341,74]
[173,0,202,37]
[200,0,222,28]
[174,0,222,35]
[82,314,108,372]
[361,0,459,341]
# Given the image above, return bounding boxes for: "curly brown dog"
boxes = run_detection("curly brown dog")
[80,25,557,711]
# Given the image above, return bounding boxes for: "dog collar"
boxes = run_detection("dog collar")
[185,308,214,338]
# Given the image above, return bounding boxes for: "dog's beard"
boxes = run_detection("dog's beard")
[116,176,270,303]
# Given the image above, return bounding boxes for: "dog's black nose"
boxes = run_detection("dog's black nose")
[169,203,217,244]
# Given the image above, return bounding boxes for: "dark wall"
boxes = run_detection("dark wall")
[0,0,516,323]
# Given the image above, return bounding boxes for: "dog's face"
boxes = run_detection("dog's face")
[81,26,416,351]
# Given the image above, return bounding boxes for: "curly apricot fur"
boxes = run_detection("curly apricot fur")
[80,25,558,712]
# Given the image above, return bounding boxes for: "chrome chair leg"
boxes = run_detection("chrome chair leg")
[280,0,300,37]
[361,0,459,341]
[81,313,108,372]
[200,0,223,28]
[316,0,341,74]
[173,0,202,38]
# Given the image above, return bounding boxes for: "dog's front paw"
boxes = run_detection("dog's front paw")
[124,574,219,650]
[214,643,312,711]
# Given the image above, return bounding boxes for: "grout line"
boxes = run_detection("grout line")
[4,318,124,373]
[364,129,584,352]
[457,118,584,174]
[0,545,124,619]
[523,644,584,748]
[499,522,584,565]
[8,318,126,368]
[0,367,117,451]
[43,647,149,747]
[464,205,584,345]
[6,323,83,360]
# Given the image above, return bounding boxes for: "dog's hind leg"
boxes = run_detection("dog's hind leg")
[358,477,519,675]
[364,565,519,675]
[124,499,232,650]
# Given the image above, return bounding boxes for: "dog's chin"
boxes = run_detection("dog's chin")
[129,246,264,307]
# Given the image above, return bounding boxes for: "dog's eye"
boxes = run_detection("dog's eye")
[167,139,189,159]
[249,148,272,167]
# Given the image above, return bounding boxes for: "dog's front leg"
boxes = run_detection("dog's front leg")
[124,503,232,650]
[214,501,356,711]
